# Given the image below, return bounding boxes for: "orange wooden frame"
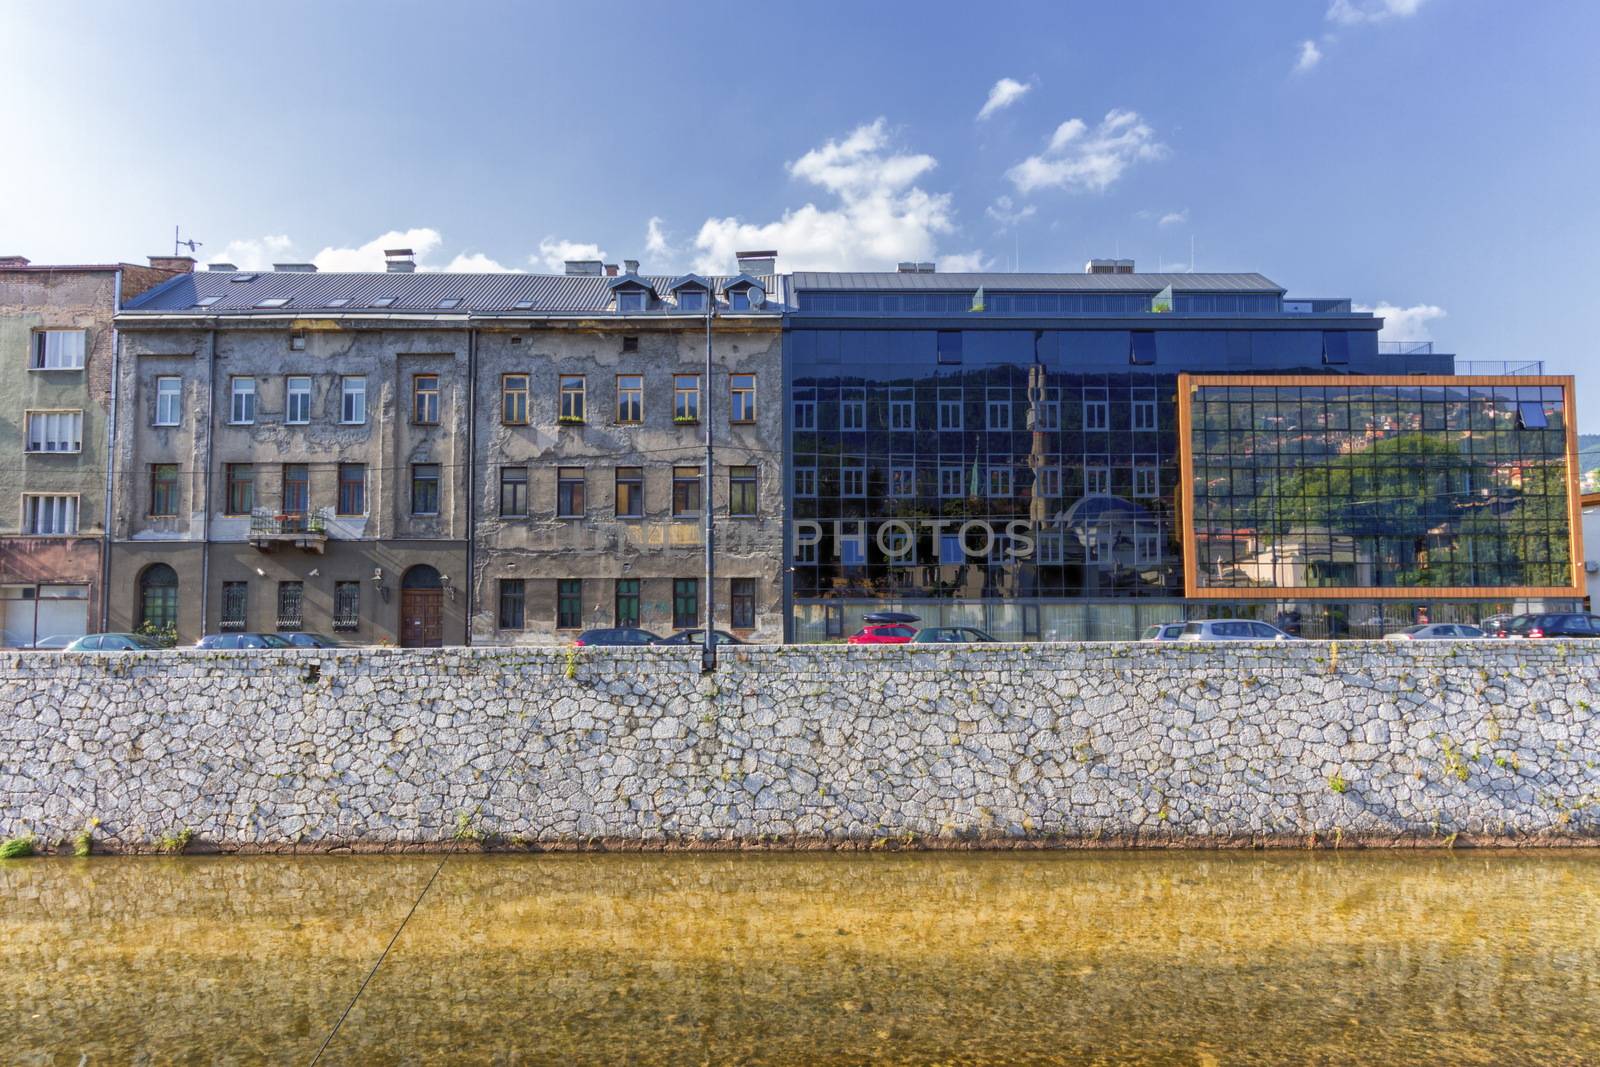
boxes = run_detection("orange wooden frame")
[1175,374,1584,600]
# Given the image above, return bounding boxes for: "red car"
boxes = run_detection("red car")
[846,623,918,645]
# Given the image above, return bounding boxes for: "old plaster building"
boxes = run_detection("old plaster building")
[108,250,784,645]
[0,254,191,646]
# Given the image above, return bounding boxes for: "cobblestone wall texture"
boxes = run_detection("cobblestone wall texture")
[2,643,1598,851]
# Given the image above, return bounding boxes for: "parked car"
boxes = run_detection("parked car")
[1479,614,1519,636]
[861,611,921,625]
[1509,613,1600,639]
[63,633,168,652]
[1141,623,1187,641]
[1177,620,1299,642]
[572,627,662,647]
[911,626,996,643]
[1384,623,1487,640]
[30,634,79,650]
[196,633,294,649]
[281,633,341,649]
[656,629,744,646]
[846,623,918,645]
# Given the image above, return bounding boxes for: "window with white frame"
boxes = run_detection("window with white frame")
[938,395,962,430]
[794,538,817,564]
[840,397,865,431]
[1133,463,1158,498]
[1084,393,1109,431]
[1088,533,1109,564]
[793,399,816,431]
[889,464,915,496]
[1136,523,1162,563]
[1086,465,1110,495]
[841,461,866,497]
[793,466,816,497]
[23,494,77,534]
[32,330,86,370]
[1132,391,1157,431]
[988,466,1012,497]
[229,377,256,424]
[25,410,82,453]
[1038,465,1062,498]
[341,376,366,424]
[883,524,914,562]
[1035,396,1061,431]
[286,376,311,425]
[1036,529,1064,564]
[154,376,182,427]
[889,395,913,431]
[986,394,1011,431]
[939,465,964,498]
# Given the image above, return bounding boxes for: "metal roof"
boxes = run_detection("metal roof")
[121,270,782,315]
[790,271,1284,293]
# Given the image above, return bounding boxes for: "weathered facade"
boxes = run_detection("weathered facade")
[0,255,187,646]
[470,273,784,643]
[110,253,784,645]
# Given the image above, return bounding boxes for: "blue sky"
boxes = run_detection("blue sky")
[4,0,1598,423]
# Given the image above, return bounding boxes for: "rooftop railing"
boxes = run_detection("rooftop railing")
[1453,360,1546,376]
[1378,340,1434,355]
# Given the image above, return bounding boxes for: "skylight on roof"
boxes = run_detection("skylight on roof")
[229,273,258,283]
[513,300,535,310]
[370,297,396,308]
[255,297,291,308]
[195,296,222,307]
[326,298,350,308]
[436,298,462,309]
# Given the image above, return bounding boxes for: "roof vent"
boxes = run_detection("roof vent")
[208,262,239,272]
[736,250,776,275]
[385,248,417,273]
[147,255,196,274]
[623,259,640,274]
[1086,258,1135,274]
[272,262,318,273]
[896,262,936,273]
[564,260,603,276]
[0,255,32,267]
[604,264,619,277]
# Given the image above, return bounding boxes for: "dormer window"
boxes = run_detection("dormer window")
[729,290,751,311]
[720,275,766,311]
[678,289,706,312]
[618,290,646,313]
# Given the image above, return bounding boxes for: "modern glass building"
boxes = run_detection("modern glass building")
[782,266,1582,640]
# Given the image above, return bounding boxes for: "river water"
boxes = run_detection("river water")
[4,851,1598,1065]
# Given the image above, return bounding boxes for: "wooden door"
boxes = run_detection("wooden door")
[401,589,443,647]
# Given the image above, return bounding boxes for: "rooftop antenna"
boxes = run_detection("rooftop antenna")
[173,225,202,258]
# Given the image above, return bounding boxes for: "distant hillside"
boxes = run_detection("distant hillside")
[1580,434,1600,471]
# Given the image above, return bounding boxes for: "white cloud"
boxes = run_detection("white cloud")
[977,77,1032,121]
[985,195,1036,229]
[1355,301,1447,341]
[1158,208,1189,227]
[532,237,606,273]
[1294,39,1323,73]
[214,234,295,270]
[644,216,673,260]
[215,228,525,273]
[444,252,517,272]
[309,228,444,272]
[1327,0,1425,26]
[1007,109,1168,194]
[939,250,992,273]
[691,118,964,273]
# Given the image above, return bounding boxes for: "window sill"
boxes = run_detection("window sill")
[338,421,366,427]
[556,514,586,521]
[557,419,587,427]
[24,450,83,455]
[673,418,700,426]
[28,366,84,373]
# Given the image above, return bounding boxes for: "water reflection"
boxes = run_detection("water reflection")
[5,852,1599,1065]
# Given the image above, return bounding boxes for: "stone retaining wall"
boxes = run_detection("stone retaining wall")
[2,643,1598,852]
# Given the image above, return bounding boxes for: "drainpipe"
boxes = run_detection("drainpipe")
[464,327,476,646]
[100,270,123,632]
[199,328,217,636]
[703,301,717,672]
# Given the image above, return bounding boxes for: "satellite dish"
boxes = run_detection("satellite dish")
[747,286,765,308]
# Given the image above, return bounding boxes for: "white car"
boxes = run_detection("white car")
[1177,620,1299,641]
[1385,623,1486,640]
[1141,623,1187,641]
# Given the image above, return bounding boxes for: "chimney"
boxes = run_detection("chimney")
[1085,258,1135,274]
[564,260,603,276]
[0,255,30,268]
[208,262,239,272]
[604,264,619,277]
[385,248,417,273]
[736,249,777,275]
[623,259,640,274]
[272,262,318,273]
[148,255,196,274]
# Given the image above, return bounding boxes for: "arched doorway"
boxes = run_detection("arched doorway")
[400,564,443,648]
[138,564,179,634]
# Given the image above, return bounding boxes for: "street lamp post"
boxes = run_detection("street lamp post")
[702,292,717,672]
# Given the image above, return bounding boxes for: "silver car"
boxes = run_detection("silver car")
[1141,623,1187,641]
[1385,623,1486,640]
[1177,620,1299,642]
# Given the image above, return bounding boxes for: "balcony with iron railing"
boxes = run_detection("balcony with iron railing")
[1378,341,1545,376]
[248,508,329,553]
